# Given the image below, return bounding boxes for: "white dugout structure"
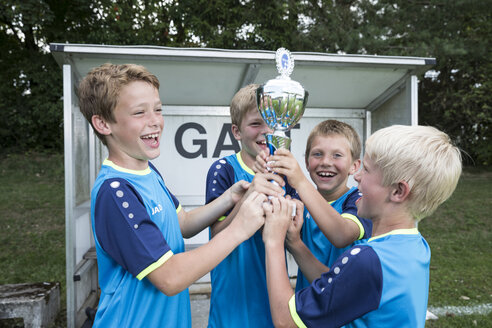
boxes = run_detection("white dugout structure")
[51,43,434,327]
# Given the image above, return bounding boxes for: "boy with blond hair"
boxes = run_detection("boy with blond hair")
[262,125,462,327]
[205,84,296,327]
[256,119,372,290]
[78,64,271,327]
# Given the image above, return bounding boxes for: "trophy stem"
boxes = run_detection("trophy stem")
[266,132,291,155]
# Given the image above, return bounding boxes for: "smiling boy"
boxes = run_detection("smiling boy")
[78,64,270,327]
[256,120,372,290]
[205,84,296,327]
[261,125,462,327]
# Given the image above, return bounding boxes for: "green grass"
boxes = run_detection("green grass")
[0,153,490,327]
[419,171,492,308]
[426,312,492,327]
[0,152,66,327]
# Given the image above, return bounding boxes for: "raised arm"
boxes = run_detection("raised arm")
[148,191,266,295]
[268,149,361,248]
[262,197,297,328]
[178,180,249,238]
[209,172,285,237]
[286,198,330,283]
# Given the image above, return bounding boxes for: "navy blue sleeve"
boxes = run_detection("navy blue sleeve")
[295,245,383,327]
[205,158,235,206]
[284,176,300,200]
[343,189,372,239]
[94,178,172,277]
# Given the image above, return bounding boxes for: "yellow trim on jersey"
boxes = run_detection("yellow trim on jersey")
[217,215,226,222]
[236,152,255,176]
[176,204,182,214]
[289,295,307,328]
[369,227,419,242]
[136,250,174,280]
[341,213,365,240]
[327,198,365,240]
[103,159,151,175]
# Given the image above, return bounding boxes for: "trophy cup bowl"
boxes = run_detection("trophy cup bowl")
[256,48,308,154]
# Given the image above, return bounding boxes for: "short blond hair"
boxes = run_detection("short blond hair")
[77,63,160,145]
[230,84,260,128]
[365,125,462,221]
[305,120,361,161]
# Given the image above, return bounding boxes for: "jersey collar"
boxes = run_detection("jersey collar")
[103,159,151,175]
[236,152,255,176]
[368,227,419,242]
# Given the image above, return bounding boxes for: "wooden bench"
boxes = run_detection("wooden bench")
[0,282,60,328]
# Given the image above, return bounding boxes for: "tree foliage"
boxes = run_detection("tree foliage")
[0,0,490,164]
[357,0,491,165]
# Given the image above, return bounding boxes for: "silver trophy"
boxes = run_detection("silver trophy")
[257,48,308,212]
[256,48,308,154]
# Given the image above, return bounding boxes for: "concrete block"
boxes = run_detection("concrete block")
[0,282,60,328]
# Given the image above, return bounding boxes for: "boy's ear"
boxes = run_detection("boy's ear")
[349,158,361,175]
[231,124,241,140]
[91,115,112,136]
[390,181,411,203]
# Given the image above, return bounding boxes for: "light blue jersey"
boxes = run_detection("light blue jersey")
[91,160,191,328]
[296,187,372,291]
[290,229,430,328]
[206,153,297,328]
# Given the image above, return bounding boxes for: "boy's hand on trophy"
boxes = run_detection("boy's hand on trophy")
[229,180,251,204]
[248,172,285,198]
[285,198,304,248]
[262,196,295,246]
[233,191,267,239]
[268,149,304,188]
[253,150,270,173]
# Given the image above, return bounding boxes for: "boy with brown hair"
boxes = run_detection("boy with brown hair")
[205,84,296,327]
[262,125,462,327]
[78,63,270,327]
[256,119,372,290]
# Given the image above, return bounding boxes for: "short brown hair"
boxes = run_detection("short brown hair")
[77,63,160,144]
[230,84,260,128]
[305,120,361,161]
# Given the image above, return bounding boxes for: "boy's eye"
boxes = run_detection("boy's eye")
[334,153,342,158]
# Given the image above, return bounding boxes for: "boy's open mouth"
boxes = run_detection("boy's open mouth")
[141,133,159,146]
[317,171,336,178]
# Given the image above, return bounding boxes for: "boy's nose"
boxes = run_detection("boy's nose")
[150,112,163,127]
[320,155,333,166]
